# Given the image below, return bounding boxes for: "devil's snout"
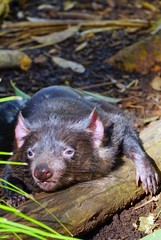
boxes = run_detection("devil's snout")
[34,163,53,181]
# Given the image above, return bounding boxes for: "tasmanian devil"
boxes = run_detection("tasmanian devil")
[2,86,160,205]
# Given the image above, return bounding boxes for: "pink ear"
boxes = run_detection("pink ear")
[88,108,104,148]
[15,112,29,148]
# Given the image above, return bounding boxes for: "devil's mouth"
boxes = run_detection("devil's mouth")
[36,180,58,191]
[37,180,57,184]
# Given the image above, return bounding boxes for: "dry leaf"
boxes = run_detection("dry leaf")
[75,41,88,52]
[37,4,56,10]
[107,35,161,74]
[139,213,156,234]
[64,0,76,11]
[33,54,47,64]
[115,82,126,90]
[0,50,31,71]
[144,116,159,124]
[27,16,51,22]
[142,2,158,12]
[150,76,161,91]
[80,27,119,36]
[32,26,80,45]
[0,0,10,17]
[52,56,85,73]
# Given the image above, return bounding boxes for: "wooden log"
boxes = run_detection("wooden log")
[3,120,161,237]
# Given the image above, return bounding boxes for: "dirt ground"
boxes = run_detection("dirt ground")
[1,0,161,239]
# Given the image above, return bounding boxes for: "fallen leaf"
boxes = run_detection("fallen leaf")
[33,54,47,64]
[52,56,85,73]
[144,116,159,124]
[63,0,77,11]
[37,4,56,10]
[139,213,157,234]
[151,75,161,91]
[142,2,158,12]
[32,26,80,45]
[106,35,161,74]
[75,41,88,52]
[0,0,10,17]
[115,82,126,90]
[27,16,53,22]
[80,27,119,36]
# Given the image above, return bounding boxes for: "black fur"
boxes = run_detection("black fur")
[0,99,27,153]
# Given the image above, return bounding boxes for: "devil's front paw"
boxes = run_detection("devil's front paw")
[136,164,159,195]
[6,191,27,207]
[3,176,28,207]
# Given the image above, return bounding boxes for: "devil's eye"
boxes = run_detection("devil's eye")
[62,148,75,159]
[27,149,34,159]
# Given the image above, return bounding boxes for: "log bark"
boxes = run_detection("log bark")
[3,120,161,237]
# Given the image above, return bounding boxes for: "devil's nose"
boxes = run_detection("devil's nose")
[34,163,53,181]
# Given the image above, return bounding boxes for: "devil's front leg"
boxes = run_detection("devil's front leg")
[2,164,29,206]
[122,127,160,195]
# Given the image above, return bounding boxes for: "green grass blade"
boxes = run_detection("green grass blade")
[32,198,73,236]
[0,185,31,200]
[0,152,13,156]
[0,204,60,236]
[76,88,122,103]
[0,161,27,166]
[13,232,23,240]
[0,218,54,239]
[10,80,30,99]
[0,236,10,239]
[1,179,73,236]
[0,96,23,103]
[0,179,33,199]
[0,226,46,240]
[0,217,81,240]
